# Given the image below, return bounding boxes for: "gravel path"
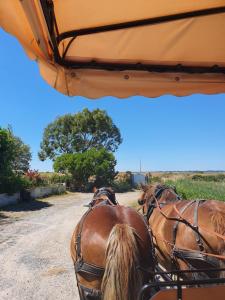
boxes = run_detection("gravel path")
[0,191,140,300]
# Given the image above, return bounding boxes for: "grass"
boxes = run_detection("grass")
[164,179,225,201]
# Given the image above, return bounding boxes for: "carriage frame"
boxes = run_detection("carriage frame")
[139,267,225,300]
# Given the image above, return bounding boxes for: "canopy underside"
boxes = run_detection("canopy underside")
[1,0,225,98]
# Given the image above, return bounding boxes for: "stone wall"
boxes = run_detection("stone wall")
[0,185,66,208]
[28,185,66,199]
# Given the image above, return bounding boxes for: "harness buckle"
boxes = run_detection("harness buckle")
[75,258,84,273]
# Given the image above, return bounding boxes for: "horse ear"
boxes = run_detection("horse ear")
[93,186,97,193]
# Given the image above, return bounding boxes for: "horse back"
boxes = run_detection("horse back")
[75,205,153,268]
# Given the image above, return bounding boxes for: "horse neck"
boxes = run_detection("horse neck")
[156,188,180,205]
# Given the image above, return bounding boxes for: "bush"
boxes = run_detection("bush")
[112,171,133,192]
[49,174,72,186]
[0,175,31,194]
[24,170,47,187]
[112,181,132,193]
[150,176,163,183]
[53,148,117,191]
[0,127,32,194]
[192,174,225,182]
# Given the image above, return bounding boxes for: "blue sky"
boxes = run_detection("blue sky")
[1,28,225,172]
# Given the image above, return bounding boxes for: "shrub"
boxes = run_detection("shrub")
[192,174,225,182]
[112,171,133,192]
[24,170,47,187]
[0,175,31,194]
[112,181,132,193]
[151,176,163,183]
[53,148,117,191]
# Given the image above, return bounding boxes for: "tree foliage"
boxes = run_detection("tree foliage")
[38,109,122,161]
[0,127,31,177]
[0,127,32,193]
[12,136,31,174]
[0,128,15,176]
[53,148,117,189]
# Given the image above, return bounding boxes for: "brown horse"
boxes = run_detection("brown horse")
[138,183,225,279]
[71,187,155,300]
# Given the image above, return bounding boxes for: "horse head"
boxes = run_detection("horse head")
[138,183,180,219]
[89,186,117,207]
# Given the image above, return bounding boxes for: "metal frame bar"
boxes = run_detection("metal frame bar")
[139,268,225,300]
[56,6,225,42]
[39,1,225,74]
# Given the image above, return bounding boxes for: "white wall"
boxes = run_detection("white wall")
[29,185,66,199]
[132,173,147,185]
[0,185,66,208]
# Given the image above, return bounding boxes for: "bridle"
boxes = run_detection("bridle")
[89,187,118,207]
[142,185,180,221]
[139,186,224,273]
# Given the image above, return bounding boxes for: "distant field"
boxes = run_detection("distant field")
[164,179,225,201]
[150,172,225,201]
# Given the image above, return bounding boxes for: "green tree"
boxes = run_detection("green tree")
[53,148,117,190]
[0,127,31,175]
[38,109,122,161]
[12,136,31,174]
[0,128,15,176]
[0,127,31,193]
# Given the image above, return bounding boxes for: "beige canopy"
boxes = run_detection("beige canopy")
[1,0,225,98]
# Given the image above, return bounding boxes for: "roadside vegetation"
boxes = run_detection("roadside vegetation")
[1,109,125,196]
[2,110,225,199]
[0,127,31,194]
[164,179,225,201]
[150,173,225,201]
[39,108,123,192]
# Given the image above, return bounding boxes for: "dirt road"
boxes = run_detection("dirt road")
[0,191,140,300]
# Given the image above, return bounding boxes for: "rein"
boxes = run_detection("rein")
[173,204,225,241]
[153,194,205,233]
[142,185,225,269]
[154,234,225,261]
[150,187,225,241]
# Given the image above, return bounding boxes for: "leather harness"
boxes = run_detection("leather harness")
[145,186,220,275]
[75,188,155,299]
[74,198,114,300]
[74,188,117,300]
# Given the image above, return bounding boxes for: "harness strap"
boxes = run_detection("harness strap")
[75,195,117,300]
[74,205,104,300]
[171,200,196,269]
[172,200,196,246]
[144,186,164,220]
[78,283,102,300]
[145,185,180,222]
[172,248,220,271]
[173,203,225,241]
[172,200,207,264]
[193,200,205,252]
[75,259,105,278]
[76,208,93,259]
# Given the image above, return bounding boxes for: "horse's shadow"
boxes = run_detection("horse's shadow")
[0,198,52,212]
